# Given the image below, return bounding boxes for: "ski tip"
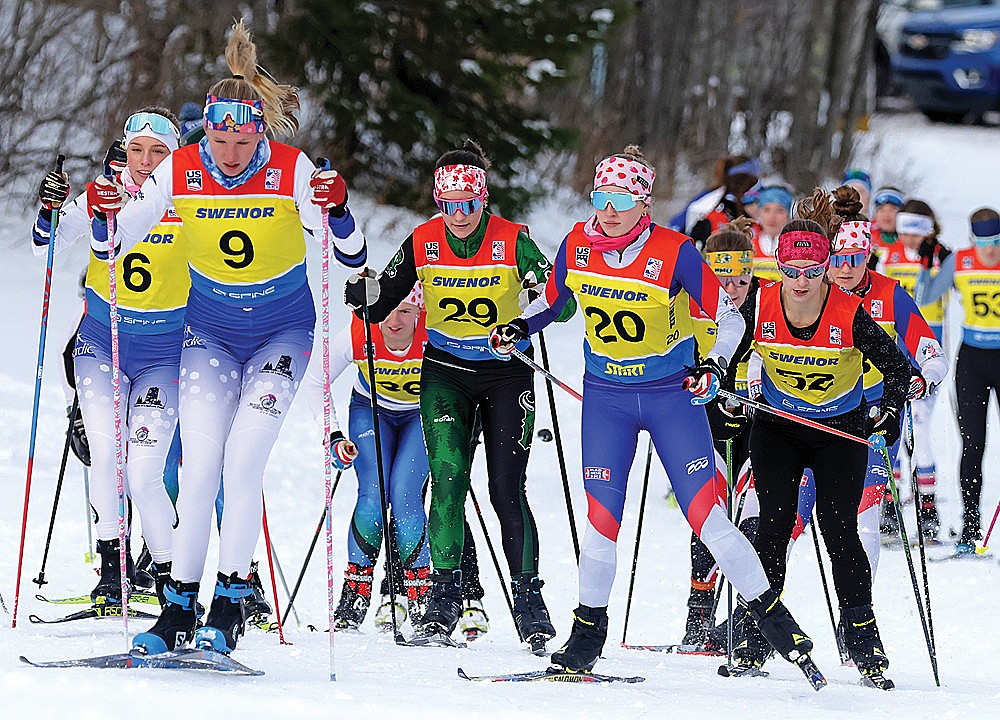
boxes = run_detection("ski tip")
[457,667,471,680]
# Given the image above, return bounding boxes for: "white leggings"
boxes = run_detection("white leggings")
[171,329,311,583]
[74,355,178,561]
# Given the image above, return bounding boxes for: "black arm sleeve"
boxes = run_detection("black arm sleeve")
[852,306,910,411]
[354,234,419,323]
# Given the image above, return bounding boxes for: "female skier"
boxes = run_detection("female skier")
[750,185,795,282]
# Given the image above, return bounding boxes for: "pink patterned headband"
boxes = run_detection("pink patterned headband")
[594,155,655,199]
[833,221,872,254]
[433,164,487,199]
[776,230,830,264]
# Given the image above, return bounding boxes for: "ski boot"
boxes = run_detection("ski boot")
[841,604,893,689]
[459,598,490,641]
[728,604,774,673]
[957,509,982,555]
[681,587,715,647]
[550,604,608,673]
[244,560,273,619]
[374,594,407,632]
[334,562,373,631]
[132,579,199,654]
[150,560,172,607]
[880,494,900,543]
[747,588,813,662]
[91,538,134,602]
[512,574,556,653]
[194,572,252,654]
[414,569,462,637]
[403,566,432,625]
[918,494,941,543]
[133,544,155,591]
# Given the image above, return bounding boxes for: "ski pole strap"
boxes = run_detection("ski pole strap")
[717,389,872,447]
[510,347,583,402]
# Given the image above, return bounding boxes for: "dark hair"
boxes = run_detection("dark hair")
[831,185,867,222]
[137,105,180,129]
[785,187,837,242]
[971,207,1000,224]
[900,198,940,239]
[705,216,754,253]
[435,138,490,171]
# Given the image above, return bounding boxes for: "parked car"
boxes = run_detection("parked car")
[894,0,1000,121]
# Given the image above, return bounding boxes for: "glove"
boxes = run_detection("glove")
[706,397,749,441]
[917,237,951,270]
[310,168,349,217]
[38,171,70,211]
[684,357,725,405]
[866,406,901,451]
[488,319,529,361]
[344,271,381,310]
[103,139,127,177]
[329,431,358,470]
[68,403,91,467]
[907,372,932,401]
[87,174,126,218]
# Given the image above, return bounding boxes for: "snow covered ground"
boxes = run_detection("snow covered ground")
[2,112,1000,718]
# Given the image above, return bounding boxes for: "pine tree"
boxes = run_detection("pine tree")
[267,1,611,214]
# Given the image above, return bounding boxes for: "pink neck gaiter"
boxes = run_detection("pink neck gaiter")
[583,212,651,252]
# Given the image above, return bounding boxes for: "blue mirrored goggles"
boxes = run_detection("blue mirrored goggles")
[778,260,829,280]
[434,195,484,216]
[124,112,180,138]
[203,101,265,130]
[830,251,868,268]
[873,189,904,207]
[590,190,645,212]
[973,233,1000,248]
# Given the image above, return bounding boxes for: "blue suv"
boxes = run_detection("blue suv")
[895,1,1000,121]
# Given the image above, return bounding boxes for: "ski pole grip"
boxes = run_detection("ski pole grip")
[55,154,65,174]
[317,157,331,171]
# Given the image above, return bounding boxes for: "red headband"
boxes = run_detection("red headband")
[776,230,830,264]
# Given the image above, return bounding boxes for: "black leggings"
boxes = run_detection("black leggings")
[956,343,1000,535]
[750,413,871,608]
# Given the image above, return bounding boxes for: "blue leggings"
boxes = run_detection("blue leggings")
[346,392,431,570]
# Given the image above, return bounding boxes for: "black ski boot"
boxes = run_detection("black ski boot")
[730,604,774,669]
[150,561,172,607]
[194,572,252,654]
[959,509,982,552]
[415,569,462,636]
[919,495,940,542]
[682,587,715,646]
[244,560,273,618]
[133,544,155,591]
[91,538,135,602]
[511,574,556,650]
[747,588,813,661]
[132,578,199,654]
[550,605,608,672]
[334,562,373,630]
[841,604,889,675]
[880,497,900,540]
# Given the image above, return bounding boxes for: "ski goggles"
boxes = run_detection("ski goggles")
[830,251,868,268]
[778,259,829,280]
[972,217,1000,246]
[124,112,180,138]
[721,276,752,288]
[873,188,904,207]
[434,193,485,216]
[590,190,646,212]
[204,98,265,133]
[973,233,1000,248]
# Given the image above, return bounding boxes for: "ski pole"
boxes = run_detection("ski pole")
[537,331,579,561]
[14,154,66,628]
[82,465,95,564]
[905,406,936,658]
[268,531,300,627]
[809,515,847,664]
[510,347,582,401]
[261,496,290,645]
[468,485,515,626]
[713,388,874,447]
[105,193,130,646]
[725,440,734,668]
[978,499,1000,555]
[883,446,940,686]
[33,396,78,588]
[360,268,404,645]
[318,170,337,680]
[621,438,653,645]
[282,473,341,628]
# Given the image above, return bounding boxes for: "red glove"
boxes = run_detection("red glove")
[86,175,126,217]
[310,169,348,216]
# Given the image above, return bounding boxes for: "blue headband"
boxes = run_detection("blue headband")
[727,158,761,178]
[757,186,795,213]
[842,169,872,194]
[972,216,1000,240]
[873,187,904,207]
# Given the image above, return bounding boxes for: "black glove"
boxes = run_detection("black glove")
[917,237,951,270]
[706,397,749,441]
[866,406,901,450]
[488,319,529,359]
[344,272,381,311]
[103,139,127,177]
[68,403,91,467]
[38,171,71,211]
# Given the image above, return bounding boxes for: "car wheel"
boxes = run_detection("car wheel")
[921,109,967,123]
